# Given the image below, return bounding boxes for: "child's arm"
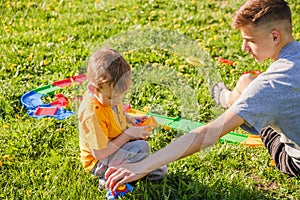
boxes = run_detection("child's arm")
[91,125,151,160]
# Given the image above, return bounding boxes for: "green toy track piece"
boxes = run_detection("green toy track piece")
[147,112,249,144]
[148,112,205,131]
[218,131,248,144]
[167,118,205,131]
[147,112,180,126]
[34,84,60,95]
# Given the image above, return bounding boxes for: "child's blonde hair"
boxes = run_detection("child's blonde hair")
[232,0,292,33]
[87,47,131,94]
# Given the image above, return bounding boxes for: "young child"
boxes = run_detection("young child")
[105,0,300,191]
[78,47,167,190]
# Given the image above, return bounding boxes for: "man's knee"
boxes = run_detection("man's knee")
[237,74,256,90]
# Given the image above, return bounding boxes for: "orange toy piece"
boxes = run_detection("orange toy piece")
[241,135,264,147]
[136,116,158,128]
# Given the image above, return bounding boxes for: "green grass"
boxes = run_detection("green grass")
[1,0,300,199]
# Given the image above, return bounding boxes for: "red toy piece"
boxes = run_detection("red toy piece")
[34,106,58,116]
[123,103,131,112]
[219,57,234,66]
[72,74,87,84]
[50,94,69,108]
[53,78,73,88]
[243,70,262,76]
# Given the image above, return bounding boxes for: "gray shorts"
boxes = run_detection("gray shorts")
[90,140,150,178]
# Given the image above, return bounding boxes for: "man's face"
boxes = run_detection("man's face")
[240,24,276,62]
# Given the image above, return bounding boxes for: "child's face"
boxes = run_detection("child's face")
[240,25,276,62]
[93,85,126,106]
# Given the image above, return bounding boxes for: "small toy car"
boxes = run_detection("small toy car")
[106,183,134,200]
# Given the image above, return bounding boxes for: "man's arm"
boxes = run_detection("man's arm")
[105,110,245,190]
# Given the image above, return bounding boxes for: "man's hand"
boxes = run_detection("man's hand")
[105,165,148,191]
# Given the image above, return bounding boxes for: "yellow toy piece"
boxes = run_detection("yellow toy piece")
[125,107,158,128]
[126,108,147,117]
[241,135,264,147]
[117,184,126,191]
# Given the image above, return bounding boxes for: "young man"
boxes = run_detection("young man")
[105,0,300,191]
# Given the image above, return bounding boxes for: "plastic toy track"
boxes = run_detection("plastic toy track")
[20,74,86,120]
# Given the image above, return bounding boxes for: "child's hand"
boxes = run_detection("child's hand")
[135,115,148,122]
[134,116,148,125]
[126,115,149,126]
[124,125,151,140]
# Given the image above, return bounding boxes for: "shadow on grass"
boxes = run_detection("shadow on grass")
[123,170,275,200]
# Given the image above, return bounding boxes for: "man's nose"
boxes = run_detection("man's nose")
[241,40,248,52]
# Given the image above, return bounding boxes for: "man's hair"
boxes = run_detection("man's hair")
[87,47,131,93]
[232,0,292,32]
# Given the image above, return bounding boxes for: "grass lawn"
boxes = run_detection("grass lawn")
[1,0,300,199]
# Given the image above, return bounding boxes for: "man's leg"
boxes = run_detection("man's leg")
[211,74,255,108]
[260,126,300,177]
[228,74,255,106]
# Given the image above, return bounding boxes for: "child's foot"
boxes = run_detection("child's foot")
[98,179,106,191]
[211,82,230,108]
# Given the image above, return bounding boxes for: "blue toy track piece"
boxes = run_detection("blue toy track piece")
[106,190,115,200]
[21,90,44,109]
[21,90,73,120]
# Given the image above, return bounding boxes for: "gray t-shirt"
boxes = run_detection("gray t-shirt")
[229,40,300,165]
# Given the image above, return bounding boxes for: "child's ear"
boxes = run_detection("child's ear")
[88,84,97,94]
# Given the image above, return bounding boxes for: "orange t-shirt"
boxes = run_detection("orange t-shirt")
[78,92,127,172]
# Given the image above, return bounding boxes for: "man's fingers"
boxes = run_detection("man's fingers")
[105,167,117,179]
[112,176,130,191]
[105,168,131,190]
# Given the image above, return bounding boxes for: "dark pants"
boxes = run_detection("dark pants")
[260,126,300,177]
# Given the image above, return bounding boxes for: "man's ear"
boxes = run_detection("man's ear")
[271,29,281,44]
[88,84,97,94]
